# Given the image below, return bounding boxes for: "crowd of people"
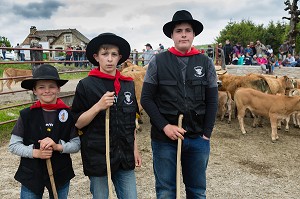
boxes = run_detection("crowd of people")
[215,39,300,74]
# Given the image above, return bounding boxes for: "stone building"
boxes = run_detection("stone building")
[22,26,90,59]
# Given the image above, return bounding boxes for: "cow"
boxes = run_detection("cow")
[218,91,234,123]
[234,87,300,142]
[0,68,32,92]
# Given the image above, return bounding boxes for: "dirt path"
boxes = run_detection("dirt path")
[1,114,300,198]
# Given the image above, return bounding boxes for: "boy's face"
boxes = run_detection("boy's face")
[93,46,121,75]
[33,80,60,104]
[171,22,195,53]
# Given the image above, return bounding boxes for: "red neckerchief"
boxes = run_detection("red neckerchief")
[168,47,200,57]
[88,68,133,95]
[30,98,69,110]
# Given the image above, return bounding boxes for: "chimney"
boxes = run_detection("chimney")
[30,26,37,34]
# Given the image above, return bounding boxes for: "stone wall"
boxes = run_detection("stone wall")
[225,65,300,78]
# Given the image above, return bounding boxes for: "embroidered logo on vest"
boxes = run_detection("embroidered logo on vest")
[194,66,205,78]
[58,109,68,122]
[124,91,133,105]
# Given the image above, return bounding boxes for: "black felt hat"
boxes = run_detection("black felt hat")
[86,33,131,66]
[21,64,68,90]
[163,10,204,38]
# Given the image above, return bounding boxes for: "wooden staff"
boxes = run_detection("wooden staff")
[46,159,58,199]
[105,108,114,198]
[176,114,184,199]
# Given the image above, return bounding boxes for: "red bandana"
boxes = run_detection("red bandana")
[168,47,200,57]
[88,68,133,95]
[30,98,69,110]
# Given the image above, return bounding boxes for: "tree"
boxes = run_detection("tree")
[0,36,11,47]
[282,0,300,46]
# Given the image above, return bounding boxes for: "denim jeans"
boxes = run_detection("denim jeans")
[89,169,137,199]
[20,181,70,199]
[152,136,210,199]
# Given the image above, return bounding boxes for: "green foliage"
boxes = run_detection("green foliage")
[0,36,11,47]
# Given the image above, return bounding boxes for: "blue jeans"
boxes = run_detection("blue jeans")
[152,137,210,199]
[89,169,137,199]
[20,181,70,199]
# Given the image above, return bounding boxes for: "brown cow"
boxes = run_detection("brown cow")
[218,91,234,123]
[121,64,146,130]
[234,87,300,142]
[0,68,32,92]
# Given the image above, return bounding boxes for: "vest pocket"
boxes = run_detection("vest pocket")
[159,80,178,101]
[192,80,207,100]
[123,106,136,128]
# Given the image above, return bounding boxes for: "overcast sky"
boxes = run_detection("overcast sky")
[0,0,290,51]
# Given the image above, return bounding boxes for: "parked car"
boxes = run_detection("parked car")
[0,51,15,60]
[54,56,65,61]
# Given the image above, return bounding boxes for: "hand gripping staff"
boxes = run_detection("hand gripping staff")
[176,114,183,199]
[46,159,58,199]
[105,108,114,198]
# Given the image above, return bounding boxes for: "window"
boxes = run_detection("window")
[65,34,72,43]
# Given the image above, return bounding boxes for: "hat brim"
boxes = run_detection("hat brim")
[86,34,131,66]
[163,20,203,38]
[21,77,68,90]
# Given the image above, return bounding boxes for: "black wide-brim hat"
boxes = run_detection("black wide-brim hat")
[86,33,131,66]
[163,10,204,38]
[21,64,68,90]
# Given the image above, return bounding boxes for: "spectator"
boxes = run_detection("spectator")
[237,54,244,65]
[279,41,289,60]
[244,44,253,57]
[257,54,268,73]
[223,39,233,65]
[206,45,214,58]
[232,42,244,56]
[244,52,252,65]
[64,45,72,66]
[158,43,165,53]
[217,43,226,69]
[255,40,266,56]
[267,53,277,74]
[249,41,257,57]
[285,53,297,67]
[252,54,258,65]
[1,43,6,60]
[132,49,138,65]
[14,43,20,61]
[231,53,238,65]
[74,45,82,68]
[142,43,155,65]
[19,45,25,61]
[266,45,273,56]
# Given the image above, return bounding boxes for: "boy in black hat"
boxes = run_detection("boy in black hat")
[71,33,142,198]
[9,64,80,198]
[141,10,218,198]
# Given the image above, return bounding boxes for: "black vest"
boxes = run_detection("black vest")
[77,76,137,176]
[14,108,75,195]
[153,51,209,141]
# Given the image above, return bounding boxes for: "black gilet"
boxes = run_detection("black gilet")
[77,76,137,176]
[152,51,209,141]
[14,108,75,195]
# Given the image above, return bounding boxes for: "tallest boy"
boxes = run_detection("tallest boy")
[141,10,218,198]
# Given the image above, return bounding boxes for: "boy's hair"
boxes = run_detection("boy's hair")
[97,44,120,54]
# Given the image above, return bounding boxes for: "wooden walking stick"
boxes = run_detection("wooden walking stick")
[46,159,58,199]
[105,108,114,198]
[176,114,184,199]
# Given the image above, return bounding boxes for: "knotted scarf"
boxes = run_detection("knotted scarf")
[168,46,200,57]
[88,68,133,95]
[30,98,69,110]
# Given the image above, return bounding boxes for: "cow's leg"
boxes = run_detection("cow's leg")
[285,116,290,132]
[277,119,282,130]
[220,105,226,121]
[7,79,13,92]
[270,116,279,142]
[296,113,300,128]
[237,108,247,134]
[292,113,297,128]
[227,100,232,124]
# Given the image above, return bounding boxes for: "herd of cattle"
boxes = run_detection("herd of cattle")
[1,62,300,142]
